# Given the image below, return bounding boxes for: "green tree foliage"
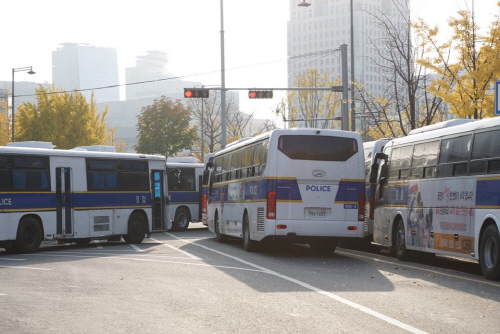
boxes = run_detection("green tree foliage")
[16,85,110,149]
[135,96,198,157]
[415,2,500,119]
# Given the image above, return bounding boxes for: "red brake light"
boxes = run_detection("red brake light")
[267,191,276,219]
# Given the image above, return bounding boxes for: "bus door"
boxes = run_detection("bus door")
[56,167,73,236]
[151,170,165,230]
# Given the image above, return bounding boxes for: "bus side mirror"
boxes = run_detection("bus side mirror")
[202,169,210,186]
[369,152,388,184]
[379,163,389,184]
[206,161,214,169]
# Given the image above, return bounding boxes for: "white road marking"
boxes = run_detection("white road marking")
[153,236,201,260]
[128,244,143,252]
[0,265,51,271]
[0,258,26,261]
[24,252,262,272]
[168,233,429,334]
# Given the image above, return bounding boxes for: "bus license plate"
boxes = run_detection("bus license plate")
[343,204,358,209]
[306,208,329,218]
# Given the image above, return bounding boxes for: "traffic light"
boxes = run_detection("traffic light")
[184,88,209,98]
[248,90,273,99]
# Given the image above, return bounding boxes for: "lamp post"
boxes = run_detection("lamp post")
[298,1,355,131]
[12,66,35,142]
[220,0,227,149]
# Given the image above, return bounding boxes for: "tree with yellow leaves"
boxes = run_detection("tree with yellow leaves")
[15,85,111,149]
[282,69,342,129]
[415,2,500,119]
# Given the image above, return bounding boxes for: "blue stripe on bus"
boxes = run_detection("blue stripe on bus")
[334,180,365,203]
[0,192,152,212]
[476,179,500,207]
[169,191,199,204]
[210,178,365,203]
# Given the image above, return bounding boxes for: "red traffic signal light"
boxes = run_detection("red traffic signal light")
[248,90,273,99]
[184,88,209,98]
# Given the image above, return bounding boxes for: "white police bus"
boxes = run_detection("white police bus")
[203,128,366,253]
[370,118,500,280]
[167,158,204,231]
[0,142,170,253]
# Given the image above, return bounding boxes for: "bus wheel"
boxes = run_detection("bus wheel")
[123,212,146,244]
[243,214,257,252]
[215,213,227,243]
[13,217,42,253]
[480,224,500,281]
[309,239,338,255]
[395,218,410,261]
[173,208,190,232]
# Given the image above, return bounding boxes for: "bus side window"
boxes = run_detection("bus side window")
[438,135,471,177]
[241,146,254,178]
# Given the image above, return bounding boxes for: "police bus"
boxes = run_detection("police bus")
[0,142,169,253]
[370,118,500,280]
[167,157,204,231]
[203,128,366,253]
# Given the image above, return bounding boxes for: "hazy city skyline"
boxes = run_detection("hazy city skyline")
[1,0,495,120]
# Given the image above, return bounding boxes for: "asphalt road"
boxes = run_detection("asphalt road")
[0,224,499,334]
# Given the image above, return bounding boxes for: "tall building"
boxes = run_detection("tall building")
[52,43,120,103]
[125,50,199,100]
[287,0,407,100]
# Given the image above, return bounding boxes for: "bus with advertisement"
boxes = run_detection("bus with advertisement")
[0,142,170,253]
[203,128,366,253]
[167,158,205,231]
[370,118,500,280]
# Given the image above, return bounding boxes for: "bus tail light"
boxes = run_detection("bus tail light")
[267,191,276,219]
[358,193,365,221]
[201,195,207,215]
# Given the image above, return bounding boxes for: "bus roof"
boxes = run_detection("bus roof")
[407,119,475,135]
[391,117,500,146]
[0,145,165,161]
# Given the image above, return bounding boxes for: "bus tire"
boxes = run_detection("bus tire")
[243,214,257,252]
[123,212,146,244]
[215,213,228,243]
[173,208,190,232]
[480,224,500,281]
[13,217,42,254]
[309,239,338,255]
[394,218,410,261]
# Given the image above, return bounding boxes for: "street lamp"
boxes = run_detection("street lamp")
[12,66,35,142]
[298,1,356,132]
[220,0,227,149]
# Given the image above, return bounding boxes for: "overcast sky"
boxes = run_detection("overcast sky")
[1,0,496,120]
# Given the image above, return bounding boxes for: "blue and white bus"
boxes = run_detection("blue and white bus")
[167,158,205,231]
[203,128,366,253]
[370,118,500,280]
[0,142,170,253]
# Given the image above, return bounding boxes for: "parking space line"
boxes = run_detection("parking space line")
[24,252,261,272]
[152,235,201,260]
[0,265,52,271]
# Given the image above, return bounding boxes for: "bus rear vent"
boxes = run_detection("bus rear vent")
[257,208,265,231]
[94,216,110,232]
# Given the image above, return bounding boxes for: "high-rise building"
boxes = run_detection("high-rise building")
[52,43,120,103]
[287,0,407,99]
[125,50,200,100]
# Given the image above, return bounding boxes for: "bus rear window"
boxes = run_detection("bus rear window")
[278,135,358,162]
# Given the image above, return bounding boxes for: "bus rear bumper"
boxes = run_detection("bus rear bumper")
[270,219,364,239]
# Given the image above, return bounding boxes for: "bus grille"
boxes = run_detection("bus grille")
[257,208,265,231]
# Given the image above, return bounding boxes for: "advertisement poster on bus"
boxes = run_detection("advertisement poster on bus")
[407,179,475,254]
